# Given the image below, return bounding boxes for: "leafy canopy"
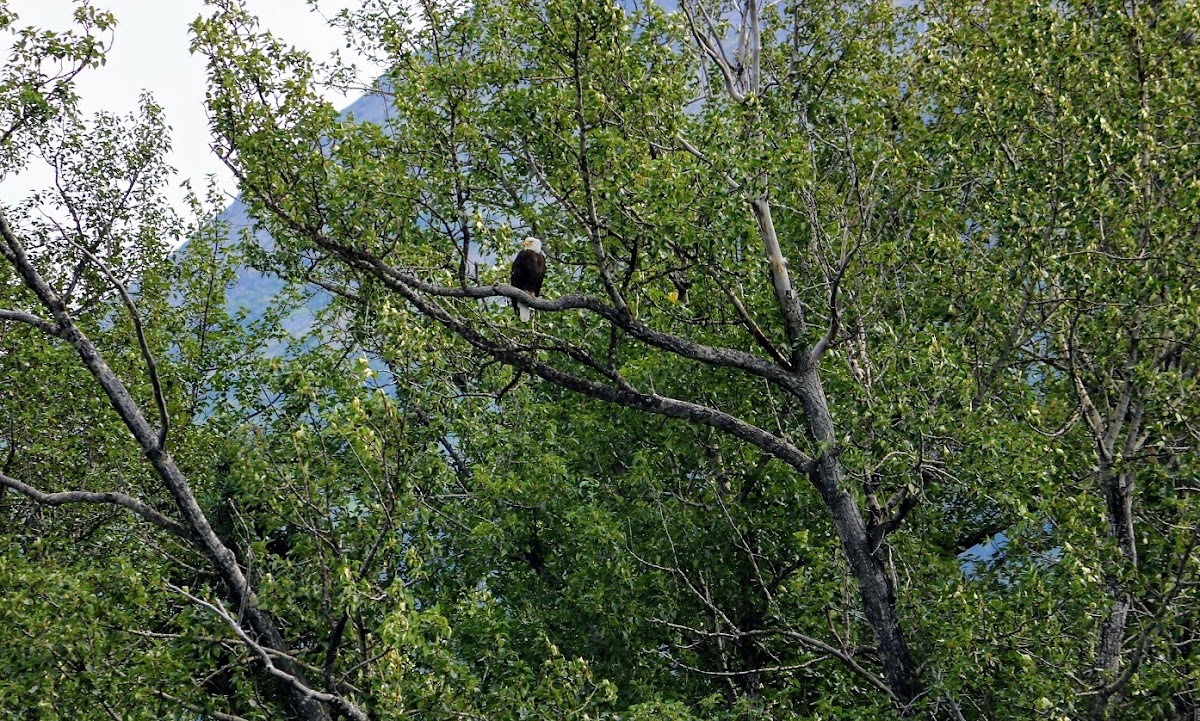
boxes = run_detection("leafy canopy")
[2,0,1200,719]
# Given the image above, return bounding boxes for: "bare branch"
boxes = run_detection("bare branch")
[808,250,851,366]
[766,628,898,701]
[0,308,63,338]
[57,225,171,450]
[679,0,747,102]
[721,283,792,369]
[750,198,807,366]
[167,584,370,721]
[0,471,189,538]
[660,653,824,677]
[425,278,799,387]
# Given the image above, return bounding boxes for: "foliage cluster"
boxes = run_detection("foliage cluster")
[2,0,1199,719]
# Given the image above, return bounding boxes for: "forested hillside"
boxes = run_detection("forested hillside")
[2,1,1199,719]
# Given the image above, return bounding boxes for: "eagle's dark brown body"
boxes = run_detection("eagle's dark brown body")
[510,246,545,321]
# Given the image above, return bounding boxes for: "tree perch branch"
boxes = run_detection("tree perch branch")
[0,471,189,538]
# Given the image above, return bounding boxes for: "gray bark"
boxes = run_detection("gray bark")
[795,366,922,705]
[0,211,340,721]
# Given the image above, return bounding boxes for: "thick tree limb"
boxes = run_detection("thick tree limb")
[0,308,64,338]
[0,472,189,538]
[403,280,817,471]
[294,222,814,399]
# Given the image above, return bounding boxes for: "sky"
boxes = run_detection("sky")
[3,0,385,211]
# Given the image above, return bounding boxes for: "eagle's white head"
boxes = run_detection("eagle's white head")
[522,236,543,254]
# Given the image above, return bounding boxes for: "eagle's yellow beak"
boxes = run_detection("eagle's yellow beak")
[522,238,534,248]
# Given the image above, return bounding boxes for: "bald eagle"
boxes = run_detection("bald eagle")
[510,236,545,322]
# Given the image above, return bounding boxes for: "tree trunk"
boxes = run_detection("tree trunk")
[796,367,922,705]
[1091,463,1138,721]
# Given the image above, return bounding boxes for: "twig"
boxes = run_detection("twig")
[152,691,253,721]
[660,652,825,677]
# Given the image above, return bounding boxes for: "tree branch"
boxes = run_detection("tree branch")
[167,585,369,721]
[0,308,64,338]
[152,691,253,721]
[288,217,814,400]
[868,488,920,549]
[345,250,817,473]
[1,207,332,719]
[57,225,171,450]
[0,471,189,538]
[719,278,793,370]
[1091,522,1200,701]
[947,522,1007,557]
[571,23,630,315]
[1060,313,1107,450]
[675,134,742,192]
[750,197,807,367]
[679,0,747,102]
[808,250,850,367]
[650,619,898,702]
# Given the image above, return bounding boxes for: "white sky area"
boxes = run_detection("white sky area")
[2,0,386,211]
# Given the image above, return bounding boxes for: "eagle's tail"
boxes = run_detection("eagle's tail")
[517,302,531,322]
